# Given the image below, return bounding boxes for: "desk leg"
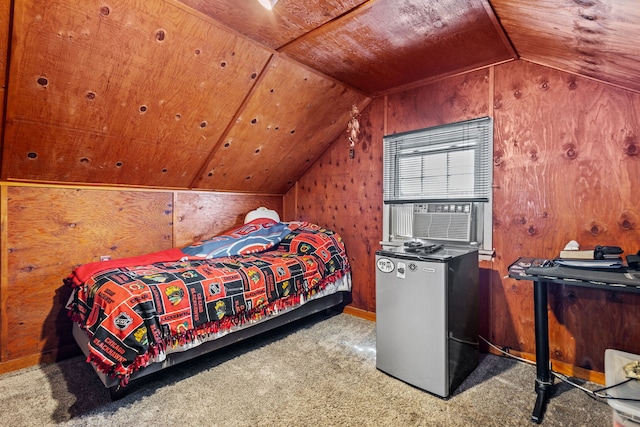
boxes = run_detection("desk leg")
[532,279,553,424]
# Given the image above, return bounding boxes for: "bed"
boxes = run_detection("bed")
[65,217,351,399]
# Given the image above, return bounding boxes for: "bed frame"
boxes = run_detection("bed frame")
[73,290,347,400]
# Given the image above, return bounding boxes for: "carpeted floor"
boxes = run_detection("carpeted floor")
[0,313,614,426]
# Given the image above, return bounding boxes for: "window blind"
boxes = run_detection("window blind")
[383,116,493,203]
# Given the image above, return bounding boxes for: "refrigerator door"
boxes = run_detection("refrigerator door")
[375,255,448,397]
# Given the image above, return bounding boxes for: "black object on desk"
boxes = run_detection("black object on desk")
[508,257,640,424]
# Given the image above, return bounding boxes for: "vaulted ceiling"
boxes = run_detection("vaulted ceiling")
[1,0,638,193]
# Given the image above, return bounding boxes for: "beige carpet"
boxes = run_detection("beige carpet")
[0,313,613,426]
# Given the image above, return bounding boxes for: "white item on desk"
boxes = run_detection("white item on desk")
[563,240,580,250]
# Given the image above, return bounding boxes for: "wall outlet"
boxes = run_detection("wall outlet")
[100,255,111,261]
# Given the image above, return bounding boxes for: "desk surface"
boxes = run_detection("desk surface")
[509,257,640,293]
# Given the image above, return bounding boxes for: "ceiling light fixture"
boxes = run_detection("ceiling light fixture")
[258,0,278,10]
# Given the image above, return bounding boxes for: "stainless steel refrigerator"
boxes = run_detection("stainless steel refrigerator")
[375,246,479,398]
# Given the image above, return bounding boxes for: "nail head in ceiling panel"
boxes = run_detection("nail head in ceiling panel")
[193,55,370,193]
[174,0,369,49]
[3,0,272,185]
[280,0,516,95]
[490,0,640,93]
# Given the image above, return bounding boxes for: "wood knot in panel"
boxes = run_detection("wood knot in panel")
[493,94,503,109]
[578,12,597,21]
[621,219,634,230]
[572,0,596,6]
[155,29,166,42]
[528,149,538,161]
[619,213,636,231]
[36,77,48,88]
[100,6,110,16]
[567,79,578,90]
[512,87,521,99]
[623,135,638,156]
[27,152,38,159]
[563,144,578,160]
[589,223,602,235]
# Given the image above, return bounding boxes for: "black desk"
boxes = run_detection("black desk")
[508,257,640,424]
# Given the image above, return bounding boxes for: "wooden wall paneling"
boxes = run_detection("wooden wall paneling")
[493,60,640,372]
[4,186,173,362]
[0,0,10,175]
[193,54,370,193]
[0,185,7,361]
[0,0,8,90]
[385,69,492,134]
[3,0,272,187]
[282,182,296,222]
[291,97,385,312]
[173,192,282,248]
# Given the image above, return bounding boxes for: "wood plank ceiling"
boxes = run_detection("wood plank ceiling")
[1,0,638,192]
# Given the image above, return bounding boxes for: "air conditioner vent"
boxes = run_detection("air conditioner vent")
[412,203,472,242]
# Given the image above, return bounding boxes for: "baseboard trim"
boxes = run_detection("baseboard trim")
[486,347,605,385]
[0,345,81,375]
[343,305,376,322]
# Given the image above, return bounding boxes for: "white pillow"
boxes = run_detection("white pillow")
[244,207,280,224]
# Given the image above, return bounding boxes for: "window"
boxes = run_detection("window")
[382,117,493,255]
[384,117,492,203]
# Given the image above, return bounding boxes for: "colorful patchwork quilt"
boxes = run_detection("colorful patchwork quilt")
[66,221,351,384]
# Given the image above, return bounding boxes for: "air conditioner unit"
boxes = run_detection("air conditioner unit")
[413,203,473,243]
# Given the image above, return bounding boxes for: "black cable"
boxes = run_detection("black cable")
[480,335,640,403]
[554,372,640,402]
[592,377,634,394]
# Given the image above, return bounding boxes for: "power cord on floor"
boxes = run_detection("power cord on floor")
[479,335,640,403]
